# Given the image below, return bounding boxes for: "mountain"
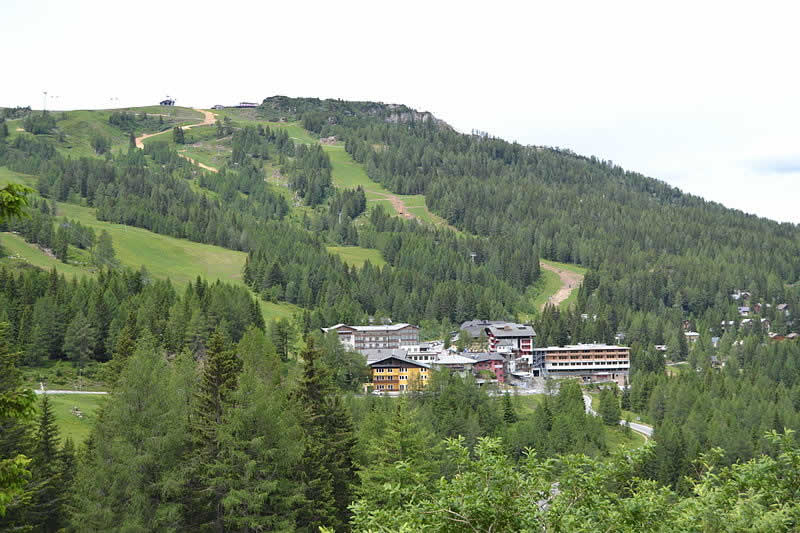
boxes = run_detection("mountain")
[2,97,800,530]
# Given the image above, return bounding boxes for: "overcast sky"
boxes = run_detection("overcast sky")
[3,0,798,223]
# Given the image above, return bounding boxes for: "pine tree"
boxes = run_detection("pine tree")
[503,393,518,424]
[63,311,96,366]
[93,230,117,268]
[599,387,622,426]
[209,328,304,531]
[26,394,68,531]
[0,321,35,517]
[294,337,358,531]
[188,327,242,531]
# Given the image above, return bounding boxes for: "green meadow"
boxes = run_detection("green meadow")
[40,394,107,444]
[326,245,386,268]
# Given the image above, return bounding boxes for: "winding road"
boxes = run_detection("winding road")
[583,393,653,438]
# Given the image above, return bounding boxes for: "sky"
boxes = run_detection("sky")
[2,0,798,223]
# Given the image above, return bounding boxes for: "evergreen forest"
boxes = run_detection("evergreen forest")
[2,97,800,531]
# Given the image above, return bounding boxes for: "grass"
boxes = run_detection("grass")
[606,425,647,450]
[589,393,652,427]
[6,107,204,160]
[327,245,386,268]
[540,258,588,276]
[0,165,297,323]
[0,166,37,187]
[20,360,108,392]
[40,394,106,444]
[55,202,247,286]
[524,269,562,316]
[513,393,545,418]
[1,233,88,278]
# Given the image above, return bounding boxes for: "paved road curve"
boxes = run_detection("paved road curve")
[583,394,653,438]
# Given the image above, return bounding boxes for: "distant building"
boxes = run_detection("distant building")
[459,320,506,338]
[472,353,506,383]
[684,331,700,343]
[160,99,175,106]
[367,355,430,392]
[322,323,419,353]
[538,343,630,385]
[485,323,536,356]
[403,342,443,363]
[432,354,476,377]
[738,306,751,316]
[237,102,258,108]
[211,104,225,110]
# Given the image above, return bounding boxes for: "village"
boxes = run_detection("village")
[323,289,797,394]
[322,321,631,394]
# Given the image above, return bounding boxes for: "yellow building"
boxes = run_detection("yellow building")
[367,356,430,392]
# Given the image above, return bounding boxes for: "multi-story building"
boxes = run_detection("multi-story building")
[539,343,630,385]
[322,323,420,353]
[472,353,506,383]
[403,342,444,363]
[367,355,430,392]
[485,323,535,355]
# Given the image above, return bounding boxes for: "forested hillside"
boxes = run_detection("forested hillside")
[3,99,800,531]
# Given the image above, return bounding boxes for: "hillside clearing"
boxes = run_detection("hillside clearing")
[539,259,586,310]
[326,246,386,268]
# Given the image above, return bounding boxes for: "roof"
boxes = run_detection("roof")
[368,355,430,369]
[539,343,630,352]
[434,354,477,366]
[362,349,408,362]
[323,323,418,333]
[486,323,536,338]
[459,320,506,337]
[472,353,505,362]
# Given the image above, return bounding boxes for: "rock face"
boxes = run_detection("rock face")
[383,106,446,127]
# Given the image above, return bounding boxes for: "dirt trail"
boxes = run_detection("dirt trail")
[177,151,218,173]
[369,191,414,219]
[134,109,217,149]
[540,261,584,310]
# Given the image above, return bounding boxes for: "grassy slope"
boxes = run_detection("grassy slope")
[0,166,297,322]
[326,246,386,268]
[6,107,203,158]
[40,394,106,444]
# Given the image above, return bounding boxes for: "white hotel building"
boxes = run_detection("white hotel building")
[537,343,630,385]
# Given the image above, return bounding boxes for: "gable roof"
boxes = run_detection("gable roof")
[368,355,430,369]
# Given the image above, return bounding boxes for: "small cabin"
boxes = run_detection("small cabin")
[160,99,175,106]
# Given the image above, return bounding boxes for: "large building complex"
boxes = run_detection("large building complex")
[367,355,430,392]
[537,343,630,385]
[322,323,420,352]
